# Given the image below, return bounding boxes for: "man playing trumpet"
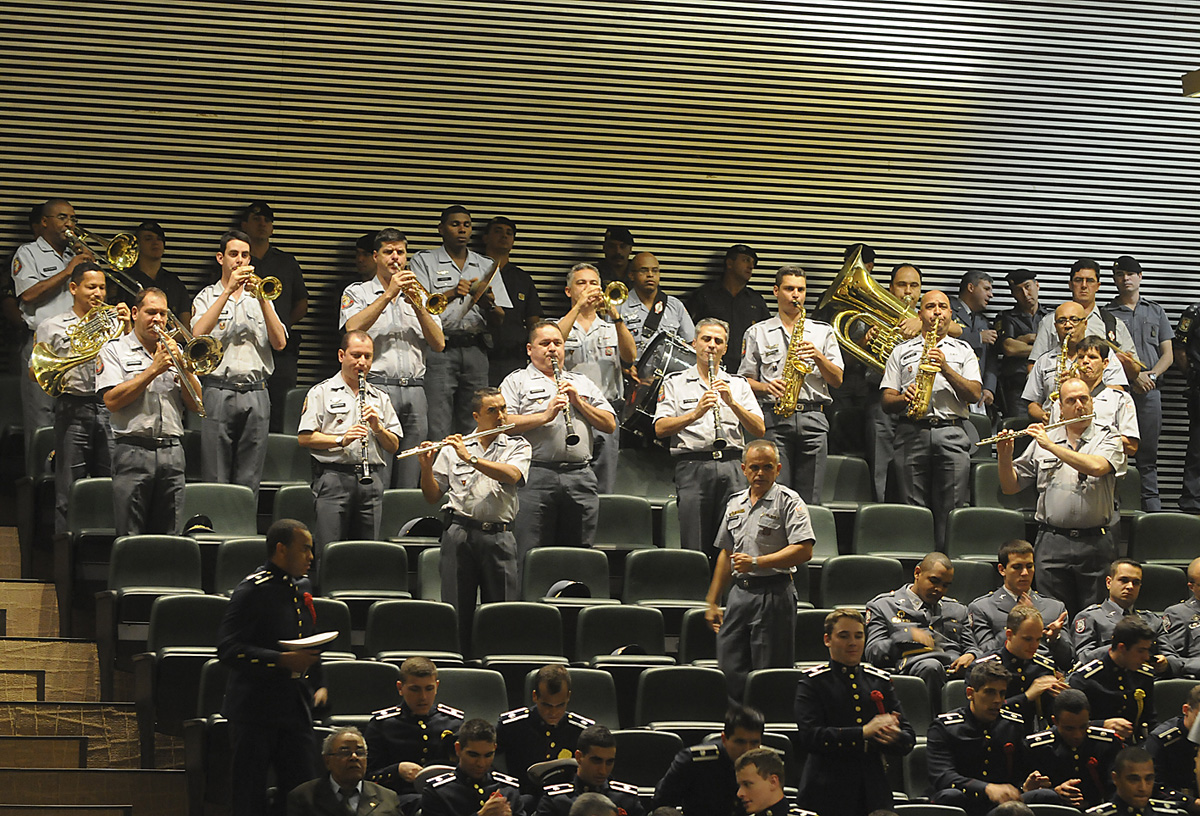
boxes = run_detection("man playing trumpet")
[192,229,288,498]
[342,228,446,487]
[418,387,531,646]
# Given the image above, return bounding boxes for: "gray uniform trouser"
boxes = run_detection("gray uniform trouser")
[514,464,599,569]
[1034,525,1116,620]
[766,407,829,504]
[424,343,489,440]
[311,464,385,551]
[21,335,55,448]
[1131,389,1162,512]
[54,396,113,534]
[373,381,427,489]
[267,346,299,433]
[439,520,519,647]
[675,458,743,557]
[894,421,971,551]
[717,578,797,703]
[865,399,898,502]
[112,438,186,536]
[591,426,619,495]
[200,385,270,496]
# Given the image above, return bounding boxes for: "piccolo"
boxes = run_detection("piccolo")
[975,413,1095,446]
[396,424,518,459]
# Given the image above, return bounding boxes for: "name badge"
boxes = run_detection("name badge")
[434,271,457,288]
[328,400,351,414]
[125,356,148,373]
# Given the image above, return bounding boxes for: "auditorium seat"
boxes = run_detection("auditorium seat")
[522,667,621,730]
[612,446,677,508]
[622,548,710,634]
[944,507,1025,562]
[1118,466,1143,525]
[661,499,681,549]
[522,546,616,605]
[818,555,905,608]
[941,680,967,714]
[181,483,257,542]
[196,657,231,718]
[1152,678,1198,722]
[309,597,356,662]
[283,386,307,434]
[1138,563,1187,615]
[322,660,402,728]
[259,432,310,487]
[971,462,1036,518]
[595,495,656,551]
[634,666,726,730]
[853,504,934,560]
[365,599,463,667]
[1130,513,1200,567]
[379,489,443,541]
[577,606,674,666]
[820,455,873,511]
[213,537,268,596]
[948,559,1000,606]
[893,674,933,739]
[416,547,441,601]
[744,668,805,734]
[677,607,718,667]
[611,729,685,795]
[470,602,567,708]
[14,424,54,576]
[901,742,930,800]
[966,413,994,463]
[54,476,116,637]
[794,608,833,666]
[436,667,509,724]
[271,483,316,529]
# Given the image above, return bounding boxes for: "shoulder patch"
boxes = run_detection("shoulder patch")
[436,702,465,719]
[492,771,519,787]
[567,711,596,729]
[499,707,531,724]
[373,705,404,719]
[543,783,573,796]
[789,807,819,816]
[862,664,893,681]
[1087,726,1117,743]
[251,569,272,585]
[1027,729,1055,748]
[1000,709,1025,724]
[688,744,721,761]
[341,293,354,309]
[976,653,1001,665]
[1149,801,1187,816]
[429,772,456,788]
[609,780,639,795]
[938,711,966,725]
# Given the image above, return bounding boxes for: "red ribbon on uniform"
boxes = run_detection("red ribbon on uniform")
[1004,742,1015,780]
[1087,756,1102,794]
[303,592,316,623]
[870,689,886,716]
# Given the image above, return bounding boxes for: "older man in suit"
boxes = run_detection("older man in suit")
[288,727,402,816]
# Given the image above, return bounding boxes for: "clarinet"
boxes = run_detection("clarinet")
[550,355,581,446]
[709,353,727,450]
[357,373,372,484]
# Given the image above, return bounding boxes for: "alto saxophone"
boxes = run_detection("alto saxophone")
[774,305,813,417]
[905,317,942,419]
[1049,332,1079,402]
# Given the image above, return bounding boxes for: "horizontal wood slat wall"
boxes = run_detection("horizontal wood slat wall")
[1,0,1198,500]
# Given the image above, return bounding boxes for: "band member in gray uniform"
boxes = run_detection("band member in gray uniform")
[740,265,843,503]
[34,262,128,533]
[420,388,532,646]
[298,331,402,550]
[1161,557,1200,679]
[341,227,445,487]
[881,290,982,550]
[996,377,1126,618]
[618,252,695,356]
[97,287,203,536]
[500,322,615,559]
[655,318,765,557]
[1024,303,1127,422]
[192,229,288,497]
[706,439,813,702]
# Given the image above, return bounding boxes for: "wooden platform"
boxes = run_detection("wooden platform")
[0,735,88,768]
[0,769,185,816]
[0,702,139,769]
[0,639,100,702]
[0,581,59,637]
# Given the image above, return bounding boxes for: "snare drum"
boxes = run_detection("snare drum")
[621,332,697,441]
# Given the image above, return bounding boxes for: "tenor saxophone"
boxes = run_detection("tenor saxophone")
[905,317,942,419]
[1049,332,1079,402]
[774,305,813,417]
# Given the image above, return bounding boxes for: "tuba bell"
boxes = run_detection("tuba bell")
[817,246,917,372]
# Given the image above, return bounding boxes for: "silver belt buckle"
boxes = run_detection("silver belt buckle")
[711,451,722,460]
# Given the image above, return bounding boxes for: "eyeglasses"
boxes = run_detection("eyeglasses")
[1054,317,1085,326]
[329,747,367,758]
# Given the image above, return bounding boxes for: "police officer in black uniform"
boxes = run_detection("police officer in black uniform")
[974,606,1066,732]
[423,719,525,816]
[995,269,1051,418]
[1024,689,1120,809]
[1145,682,1200,810]
[1162,557,1200,679]
[496,665,595,801]
[1086,747,1188,816]
[364,656,465,805]
[536,725,643,816]
[652,706,765,816]
[217,519,327,816]
[1174,301,1200,513]
[793,608,915,816]
[1069,617,1158,745]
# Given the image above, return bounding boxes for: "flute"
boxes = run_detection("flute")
[396,424,518,459]
[975,413,1096,446]
[550,355,581,446]
[357,373,372,484]
[709,353,727,450]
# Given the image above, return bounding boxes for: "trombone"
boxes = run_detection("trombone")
[150,325,207,418]
[396,424,518,459]
[63,224,139,272]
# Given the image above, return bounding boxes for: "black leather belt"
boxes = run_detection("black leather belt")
[733,573,793,590]
[315,462,385,475]
[58,393,104,405]
[445,511,510,533]
[205,380,267,392]
[676,448,743,462]
[899,417,964,429]
[531,461,590,472]
[368,375,425,387]
[116,436,181,450]
[443,334,485,349]
[1040,523,1107,539]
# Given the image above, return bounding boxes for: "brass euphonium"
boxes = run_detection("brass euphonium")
[817,246,918,372]
[31,304,126,396]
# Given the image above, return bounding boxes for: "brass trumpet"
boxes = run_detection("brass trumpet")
[244,273,282,301]
[398,272,447,315]
[602,281,628,307]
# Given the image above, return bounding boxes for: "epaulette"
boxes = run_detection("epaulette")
[499,707,531,724]
[975,654,1001,665]
[1027,729,1055,748]
[1155,726,1183,746]
[803,664,831,678]
[937,711,966,725]
[436,702,465,719]
[567,711,596,729]
[493,771,519,787]
[373,705,405,720]
[1033,654,1057,672]
[1000,709,1025,725]
[429,772,457,788]
[543,783,573,796]
[1136,663,1156,678]
[1087,726,1117,743]
[1080,659,1105,678]
[862,664,892,681]
[790,808,819,816]
[688,744,722,761]
[609,780,638,796]
[250,568,272,585]
[1085,804,1117,816]
[1150,801,1188,815]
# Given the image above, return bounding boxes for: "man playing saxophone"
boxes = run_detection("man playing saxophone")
[881,290,981,550]
[740,265,843,504]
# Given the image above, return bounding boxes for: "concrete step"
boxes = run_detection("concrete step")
[0,769,186,816]
[0,639,100,702]
[0,735,89,768]
[0,581,60,637]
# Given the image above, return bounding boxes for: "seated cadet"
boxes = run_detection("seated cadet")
[1161,557,1200,679]
[652,705,765,816]
[1025,689,1121,810]
[536,725,644,816]
[1068,617,1158,745]
[1073,559,1178,675]
[974,606,1066,732]
[1085,746,1188,816]
[927,660,1060,815]
[865,552,977,713]
[1145,683,1200,810]
[364,657,465,804]
[422,719,524,816]
[966,540,1072,670]
[734,748,817,816]
[569,793,618,816]
[496,666,595,801]
[793,608,915,816]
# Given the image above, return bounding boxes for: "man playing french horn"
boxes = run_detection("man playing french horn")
[740,265,843,504]
[191,229,288,498]
[341,227,446,487]
[881,290,982,550]
[97,287,203,536]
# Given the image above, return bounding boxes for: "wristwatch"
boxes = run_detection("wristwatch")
[752,556,759,569]
[469,455,480,466]
[1148,372,1158,383]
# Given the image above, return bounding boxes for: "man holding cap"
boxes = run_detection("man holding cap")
[597,226,635,285]
[686,244,771,373]
[112,221,193,327]
[996,269,1050,418]
[1103,255,1173,512]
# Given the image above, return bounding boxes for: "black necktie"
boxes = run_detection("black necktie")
[339,787,357,815]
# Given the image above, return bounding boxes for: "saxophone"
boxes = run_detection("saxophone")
[1049,332,1079,402]
[905,316,942,419]
[774,305,813,417]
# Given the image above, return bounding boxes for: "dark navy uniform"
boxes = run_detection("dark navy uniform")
[1068,656,1156,743]
[217,561,324,816]
[949,294,999,401]
[495,708,594,798]
[421,768,525,816]
[651,742,740,816]
[975,649,1060,732]
[1162,596,1200,678]
[536,778,645,816]
[966,587,1073,670]
[1177,304,1200,512]
[792,660,916,816]
[996,303,1051,418]
[1072,599,1180,673]
[1024,725,1120,808]
[1086,795,1188,816]
[750,802,817,816]
[364,700,465,797]
[1146,715,1200,807]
